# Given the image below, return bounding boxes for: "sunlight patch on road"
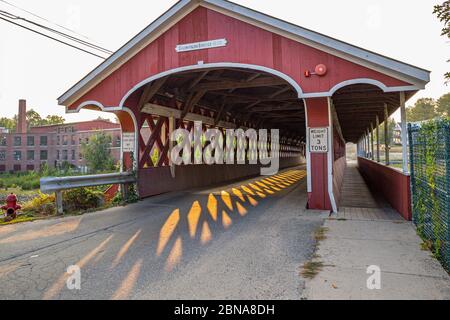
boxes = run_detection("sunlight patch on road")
[156,209,180,256]
[43,234,113,300]
[188,201,202,238]
[200,221,212,245]
[222,211,232,229]
[112,259,143,300]
[165,237,182,272]
[111,230,142,269]
[206,194,218,222]
[0,218,82,244]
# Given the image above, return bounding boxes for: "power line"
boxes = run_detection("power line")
[0,0,95,43]
[0,10,113,54]
[0,15,107,59]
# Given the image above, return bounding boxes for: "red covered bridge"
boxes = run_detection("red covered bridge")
[58,0,430,219]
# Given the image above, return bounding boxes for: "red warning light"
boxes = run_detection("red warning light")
[315,64,327,76]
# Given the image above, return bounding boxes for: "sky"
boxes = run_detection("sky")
[0,0,448,123]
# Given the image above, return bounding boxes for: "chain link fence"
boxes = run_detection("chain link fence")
[409,119,450,271]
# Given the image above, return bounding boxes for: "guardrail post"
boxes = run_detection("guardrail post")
[55,191,63,215]
[121,183,129,202]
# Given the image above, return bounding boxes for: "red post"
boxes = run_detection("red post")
[305,97,332,211]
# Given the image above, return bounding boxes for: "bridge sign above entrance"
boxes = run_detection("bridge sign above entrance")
[175,39,228,52]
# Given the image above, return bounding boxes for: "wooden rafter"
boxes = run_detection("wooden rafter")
[193,77,286,92]
[139,77,168,109]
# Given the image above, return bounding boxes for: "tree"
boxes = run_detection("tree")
[43,115,65,126]
[378,118,396,145]
[26,109,65,127]
[0,109,64,131]
[434,1,450,82]
[26,109,43,128]
[406,98,438,122]
[81,132,116,173]
[437,92,450,117]
[0,117,16,131]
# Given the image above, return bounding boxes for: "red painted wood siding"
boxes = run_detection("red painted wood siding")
[358,157,412,220]
[68,6,411,111]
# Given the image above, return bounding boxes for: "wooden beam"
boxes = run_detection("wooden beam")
[142,103,237,129]
[139,77,168,109]
[207,91,296,102]
[214,99,227,126]
[251,104,300,112]
[187,71,209,91]
[269,86,291,98]
[181,90,207,118]
[194,77,286,91]
[228,72,261,94]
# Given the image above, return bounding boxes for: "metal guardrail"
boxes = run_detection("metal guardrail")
[40,172,136,214]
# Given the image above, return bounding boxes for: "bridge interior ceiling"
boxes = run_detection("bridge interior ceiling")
[332,84,416,143]
[132,68,306,140]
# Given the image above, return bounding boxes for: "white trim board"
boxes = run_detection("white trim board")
[58,0,430,107]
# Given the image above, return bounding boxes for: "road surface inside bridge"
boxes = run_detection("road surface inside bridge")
[0,167,325,300]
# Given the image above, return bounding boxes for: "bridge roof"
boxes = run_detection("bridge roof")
[58,0,430,106]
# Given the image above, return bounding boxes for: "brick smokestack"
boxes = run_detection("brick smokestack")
[17,99,27,134]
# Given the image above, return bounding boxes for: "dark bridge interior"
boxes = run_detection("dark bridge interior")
[130,68,306,140]
[332,84,416,143]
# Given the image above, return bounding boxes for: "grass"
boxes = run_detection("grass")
[0,215,37,226]
[299,226,332,280]
[300,261,325,279]
[313,227,329,241]
[421,240,433,251]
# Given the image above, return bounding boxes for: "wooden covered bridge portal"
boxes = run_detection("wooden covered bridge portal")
[58,0,430,216]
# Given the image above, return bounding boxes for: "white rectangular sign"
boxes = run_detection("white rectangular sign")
[122,133,135,153]
[309,128,329,153]
[176,39,227,52]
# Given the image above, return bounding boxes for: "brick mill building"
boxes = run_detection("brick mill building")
[0,100,122,173]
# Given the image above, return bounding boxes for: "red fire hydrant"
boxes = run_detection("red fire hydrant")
[1,193,21,222]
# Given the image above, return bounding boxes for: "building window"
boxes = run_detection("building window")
[14,136,21,146]
[71,150,75,160]
[63,135,68,145]
[40,150,48,160]
[57,136,60,145]
[0,165,5,172]
[79,152,83,160]
[27,150,34,160]
[13,151,21,161]
[71,135,76,145]
[116,136,121,147]
[27,136,35,146]
[62,150,68,160]
[56,150,60,160]
[26,165,34,171]
[0,136,6,146]
[85,137,89,144]
[0,150,5,161]
[40,136,48,146]
[13,164,21,172]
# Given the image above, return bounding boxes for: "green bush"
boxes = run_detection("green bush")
[22,192,56,216]
[63,188,105,212]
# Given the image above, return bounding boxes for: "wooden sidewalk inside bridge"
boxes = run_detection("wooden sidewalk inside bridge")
[337,161,402,221]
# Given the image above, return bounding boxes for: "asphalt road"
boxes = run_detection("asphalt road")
[0,167,325,300]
